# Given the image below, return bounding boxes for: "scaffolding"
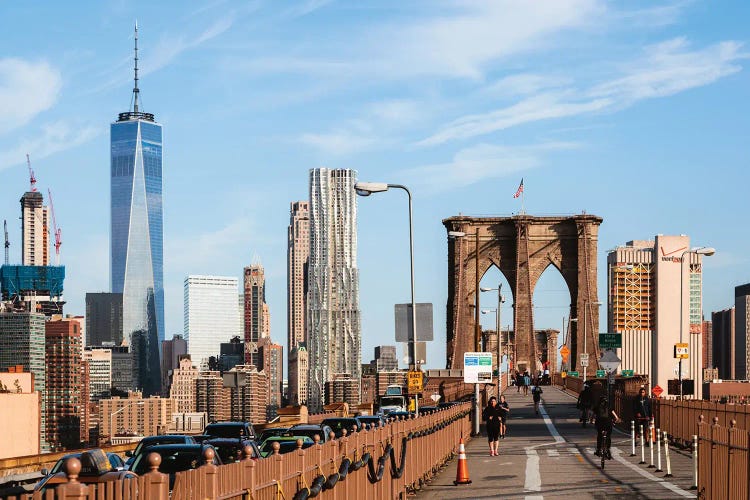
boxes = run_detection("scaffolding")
[610,263,654,332]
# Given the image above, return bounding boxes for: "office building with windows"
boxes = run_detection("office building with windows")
[243,264,268,366]
[287,201,310,406]
[184,276,241,370]
[45,317,82,451]
[607,235,707,397]
[735,284,750,380]
[110,25,163,395]
[307,168,361,410]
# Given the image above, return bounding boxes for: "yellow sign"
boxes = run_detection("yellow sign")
[560,346,570,361]
[674,343,689,359]
[407,371,423,394]
[561,371,567,379]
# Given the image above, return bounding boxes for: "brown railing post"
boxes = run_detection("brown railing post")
[201,447,219,499]
[728,419,736,495]
[55,457,89,499]
[141,452,169,499]
[242,444,257,498]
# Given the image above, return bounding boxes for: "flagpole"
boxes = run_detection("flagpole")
[521,184,526,214]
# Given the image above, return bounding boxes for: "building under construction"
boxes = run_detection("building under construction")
[0,265,65,317]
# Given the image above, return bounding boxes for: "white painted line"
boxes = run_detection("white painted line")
[524,448,541,492]
[524,496,544,500]
[547,449,559,457]
[569,448,581,455]
[539,402,566,444]
[611,448,693,498]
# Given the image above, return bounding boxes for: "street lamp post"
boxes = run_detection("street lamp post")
[481,284,505,395]
[679,247,715,399]
[109,401,145,444]
[355,182,419,414]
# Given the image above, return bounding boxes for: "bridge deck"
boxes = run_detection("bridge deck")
[417,387,696,499]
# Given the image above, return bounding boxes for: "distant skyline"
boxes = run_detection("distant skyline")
[0,1,748,371]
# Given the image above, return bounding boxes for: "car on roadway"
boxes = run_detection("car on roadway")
[34,449,134,493]
[256,427,290,446]
[356,415,385,430]
[204,422,256,441]
[321,418,362,438]
[258,436,315,458]
[124,435,196,469]
[286,424,334,443]
[206,437,261,463]
[129,444,222,490]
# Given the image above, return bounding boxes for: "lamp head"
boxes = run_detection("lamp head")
[480,287,494,292]
[694,247,716,256]
[447,231,466,238]
[354,182,389,196]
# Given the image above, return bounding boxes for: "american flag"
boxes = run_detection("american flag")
[513,178,524,199]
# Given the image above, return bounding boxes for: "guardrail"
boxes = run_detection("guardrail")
[8,403,472,500]
[697,416,750,499]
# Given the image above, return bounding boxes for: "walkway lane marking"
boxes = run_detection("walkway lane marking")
[524,448,541,492]
[539,400,566,444]
[547,449,559,457]
[611,448,693,498]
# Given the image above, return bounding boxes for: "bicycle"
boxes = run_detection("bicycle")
[600,429,608,470]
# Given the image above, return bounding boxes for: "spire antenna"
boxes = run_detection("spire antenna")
[133,20,140,113]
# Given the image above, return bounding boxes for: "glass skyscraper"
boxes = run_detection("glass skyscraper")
[109,24,163,395]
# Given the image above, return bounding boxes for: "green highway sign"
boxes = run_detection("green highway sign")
[567,371,579,377]
[622,370,634,377]
[599,333,622,349]
[596,370,606,378]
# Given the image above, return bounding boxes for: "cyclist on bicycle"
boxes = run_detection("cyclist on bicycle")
[594,396,621,460]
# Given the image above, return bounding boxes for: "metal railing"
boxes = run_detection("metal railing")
[8,403,471,500]
[697,416,750,499]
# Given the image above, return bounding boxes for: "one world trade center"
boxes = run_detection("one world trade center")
[110,23,163,395]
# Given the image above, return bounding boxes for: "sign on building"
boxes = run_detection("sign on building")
[463,352,493,384]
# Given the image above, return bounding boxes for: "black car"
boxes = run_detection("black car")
[356,415,385,430]
[286,424,334,443]
[321,418,362,438]
[256,427,290,446]
[204,422,256,441]
[35,450,128,492]
[125,435,196,469]
[129,444,221,489]
[205,437,261,463]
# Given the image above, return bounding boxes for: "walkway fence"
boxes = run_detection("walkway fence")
[697,416,750,499]
[7,403,471,500]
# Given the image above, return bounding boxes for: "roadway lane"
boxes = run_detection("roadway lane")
[416,387,696,499]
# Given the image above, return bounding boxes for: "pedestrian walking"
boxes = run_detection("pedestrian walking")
[498,394,510,438]
[515,371,522,393]
[577,382,594,426]
[633,386,652,444]
[532,385,543,414]
[483,396,502,456]
[523,371,531,396]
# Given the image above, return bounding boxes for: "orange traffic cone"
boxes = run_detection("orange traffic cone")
[453,437,472,485]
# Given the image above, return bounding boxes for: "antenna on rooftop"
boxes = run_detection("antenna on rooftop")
[132,20,140,113]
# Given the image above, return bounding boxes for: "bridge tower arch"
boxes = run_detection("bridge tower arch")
[444,214,603,373]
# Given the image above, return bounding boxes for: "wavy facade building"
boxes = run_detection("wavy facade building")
[307,168,361,411]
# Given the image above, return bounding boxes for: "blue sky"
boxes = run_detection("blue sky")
[0,1,748,371]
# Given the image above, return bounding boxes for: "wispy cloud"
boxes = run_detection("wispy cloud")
[0,58,62,134]
[420,38,745,146]
[401,141,580,195]
[0,121,99,171]
[284,0,334,18]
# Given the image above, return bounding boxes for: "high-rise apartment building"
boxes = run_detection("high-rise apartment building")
[308,168,361,410]
[258,337,283,420]
[184,276,241,370]
[324,374,360,407]
[45,317,82,451]
[100,392,175,439]
[712,308,735,379]
[110,25,164,396]
[702,320,712,370]
[83,347,112,402]
[109,344,133,394]
[85,293,123,347]
[161,335,187,396]
[0,309,47,449]
[287,201,310,406]
[225,365,269,424]
[169,356,198,413]
[20,190,49,266]
[734,284,750,380]
[607,235,706,397]
[195,371,230,423]
[219,336,244,372]
[373,346,398,372]
[243,264,268,365]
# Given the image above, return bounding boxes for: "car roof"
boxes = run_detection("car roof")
[141,435,192,442]
[289,424,328,429]
[266,435,314,442]
[140,443,205,451]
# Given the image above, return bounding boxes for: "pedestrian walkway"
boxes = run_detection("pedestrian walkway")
[415,387,697,499]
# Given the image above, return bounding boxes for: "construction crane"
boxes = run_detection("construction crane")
[26,154,37,192]
[3,220,8,265]
[47,189,62,265]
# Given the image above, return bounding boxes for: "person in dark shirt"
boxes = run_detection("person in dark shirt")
[594,396,621,459]
[482,397,502,456]
[633,387,652,443]
[532,385,543,414]
[498,394,510,438]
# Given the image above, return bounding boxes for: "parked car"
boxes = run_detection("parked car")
[256,427,290,446]
[205,437,261,464]
[286,424,334,443]
[356,415,385,429]
[129,444,222,490]
[204,422,256,441]
[321,418,362,438]
[125,435,196,469]
[258,436,315,458]
[35,449,135,493]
